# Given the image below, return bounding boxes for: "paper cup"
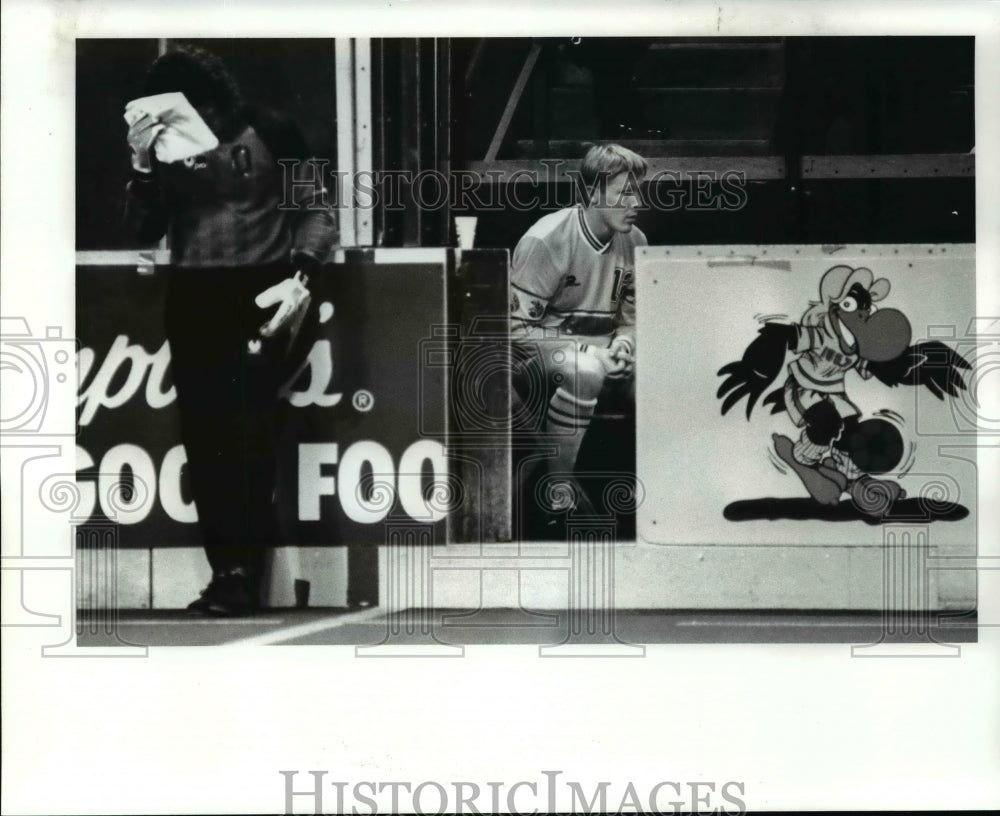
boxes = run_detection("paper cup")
[454,216,478,249]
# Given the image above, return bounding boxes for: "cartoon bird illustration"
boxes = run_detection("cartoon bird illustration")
[717,265,971,511]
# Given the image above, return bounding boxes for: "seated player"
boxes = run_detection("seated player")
[509,144,647,520]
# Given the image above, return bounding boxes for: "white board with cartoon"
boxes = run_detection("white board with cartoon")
[636,244,979,553]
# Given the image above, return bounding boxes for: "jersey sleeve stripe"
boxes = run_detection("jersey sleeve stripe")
[548,307,617,317]
[511,282,551,302]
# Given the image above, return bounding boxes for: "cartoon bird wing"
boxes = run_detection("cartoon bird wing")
[867,341,972,400]
[717,322,797,418]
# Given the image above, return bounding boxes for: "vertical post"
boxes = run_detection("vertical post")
[531,43,550,158]
[335,38,357,247]
[151,38,169,268]
[374,39,405,247]
[400,38,422,247]
[354,39,374,247]
[437,38,453,247]
[371,39,384,246]
[419,38,438,247]
[444,249,513,543]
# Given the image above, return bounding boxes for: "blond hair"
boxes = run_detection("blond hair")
[579,144,648,201]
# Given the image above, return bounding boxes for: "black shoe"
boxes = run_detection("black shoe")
[204,567,258,617]
[187,571,224,613]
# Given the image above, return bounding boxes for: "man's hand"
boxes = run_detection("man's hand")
[127,112,166,173]
[608,336,635,376]
[254,271,312,340]
[588,345,629,379]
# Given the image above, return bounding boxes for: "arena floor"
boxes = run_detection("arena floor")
[76,607,978,648]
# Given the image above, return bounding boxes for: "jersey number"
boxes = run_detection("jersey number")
[611,268,633,305]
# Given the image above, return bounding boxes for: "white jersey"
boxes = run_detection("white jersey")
[510,205,646,349]
[789,317,870,393]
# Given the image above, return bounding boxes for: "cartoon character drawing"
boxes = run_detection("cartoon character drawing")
[717,265,971,513]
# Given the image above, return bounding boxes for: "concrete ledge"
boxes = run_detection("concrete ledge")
[74,546,350,610]
[379,542,975,611]
[149,546,350,609]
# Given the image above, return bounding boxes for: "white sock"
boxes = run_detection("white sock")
[793,434,828,466]
[546,386,598,475]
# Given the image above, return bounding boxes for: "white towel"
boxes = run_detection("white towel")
[124,92,219,164]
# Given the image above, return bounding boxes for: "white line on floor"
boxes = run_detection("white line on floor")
[222,606,387,646]
[95,618,286,626]
[676,619,909,627]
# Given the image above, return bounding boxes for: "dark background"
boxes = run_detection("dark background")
[77,37,974,253]
[77,38,338,250]
[453,36,974,250]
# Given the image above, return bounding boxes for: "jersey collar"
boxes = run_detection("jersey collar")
[577,206,612,255]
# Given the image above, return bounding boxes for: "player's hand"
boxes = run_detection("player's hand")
[254,271,312,339]
[608,337,636,375]
[127,112,166,173]
[589,345,628,379]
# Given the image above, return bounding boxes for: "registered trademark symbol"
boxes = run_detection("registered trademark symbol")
[352,390,374,412]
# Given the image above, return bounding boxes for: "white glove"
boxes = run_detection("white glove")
[254,271,312,341]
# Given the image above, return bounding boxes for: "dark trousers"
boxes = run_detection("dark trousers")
[164,265,315,583]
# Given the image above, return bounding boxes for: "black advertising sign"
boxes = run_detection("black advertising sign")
[76,260,449,548]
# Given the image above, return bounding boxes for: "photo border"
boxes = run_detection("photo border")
[3,1,999,813]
